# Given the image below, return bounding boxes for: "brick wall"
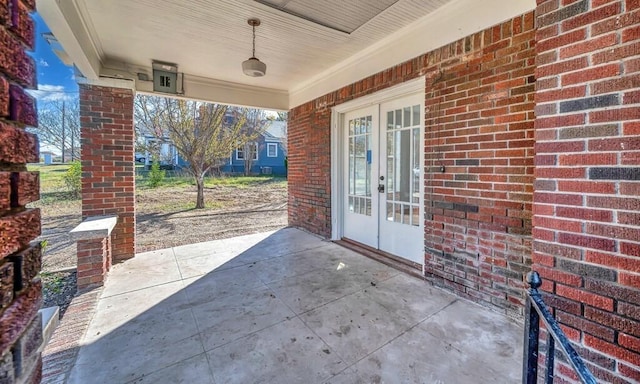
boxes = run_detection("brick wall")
[79,84,136,264]
[289,12,536,316]
[423,14,536,317]
[534,0,640,382]
[0,0,43,382]
[288,103,332,237]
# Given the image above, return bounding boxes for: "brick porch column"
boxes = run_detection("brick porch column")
[533,0,640,382]
[79,84,136,262]
[0,0,44,382]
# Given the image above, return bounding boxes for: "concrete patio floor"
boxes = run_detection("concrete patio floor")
[68,228,523,384]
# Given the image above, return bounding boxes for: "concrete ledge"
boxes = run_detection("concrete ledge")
[69,215,118,241]
[39,306,60,347]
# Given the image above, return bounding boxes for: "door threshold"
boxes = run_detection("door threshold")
[335,238,424,279]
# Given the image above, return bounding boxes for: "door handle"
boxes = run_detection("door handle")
[378,184,385,193]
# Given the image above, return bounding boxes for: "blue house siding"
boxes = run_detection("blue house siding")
[152,120,288,176]
[221,137,287,176]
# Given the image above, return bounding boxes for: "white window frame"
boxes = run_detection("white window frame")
[235,147,245,160]
[237,143,258,161]
[266,142,278,158]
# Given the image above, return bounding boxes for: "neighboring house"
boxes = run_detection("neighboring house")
[223,120,287,176]
[143,120,287,175]
[142,136,182,169]
[40,151,56,165]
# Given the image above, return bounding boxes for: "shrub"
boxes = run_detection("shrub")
[148,160,165,188]
[64,161,82,198]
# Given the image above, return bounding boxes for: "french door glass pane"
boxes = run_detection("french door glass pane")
[412,105,421,126]
[403,107,411,128]
[349,138,354,195]
[412,127,420,204]
[348,116,372,216]
[392,130,411,203]
[385,104,421,226]
[412,206,420,226]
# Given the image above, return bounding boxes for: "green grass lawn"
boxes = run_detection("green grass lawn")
[140,174,287,189]
[27,163,72,192]
[29,163,287,195]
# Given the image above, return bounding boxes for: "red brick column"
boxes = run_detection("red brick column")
[76,236,111,289]
[79,84,136,261]
[0,0,44,382]
[534,0,640,382]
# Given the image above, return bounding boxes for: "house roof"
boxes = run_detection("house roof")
[38,0,535,110]
[264,121,286,140]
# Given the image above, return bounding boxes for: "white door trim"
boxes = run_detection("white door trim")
[330,76,425,240]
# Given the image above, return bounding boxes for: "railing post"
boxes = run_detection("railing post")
[523,271,542,384]
[545,332,555,384]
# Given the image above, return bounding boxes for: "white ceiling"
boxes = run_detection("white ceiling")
[81,0,451,89]
[38,0,536,109]
[254,0,401,34]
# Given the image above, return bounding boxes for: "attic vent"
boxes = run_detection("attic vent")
[253,0,399,34]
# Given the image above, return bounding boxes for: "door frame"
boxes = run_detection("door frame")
[330,76,426,241]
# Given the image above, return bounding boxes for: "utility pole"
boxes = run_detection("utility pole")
[61,101,66,163]
[70,108,75,161]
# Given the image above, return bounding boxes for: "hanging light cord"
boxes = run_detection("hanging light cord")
[252,23,256,58]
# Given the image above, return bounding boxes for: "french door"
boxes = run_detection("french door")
[342,94,424,264]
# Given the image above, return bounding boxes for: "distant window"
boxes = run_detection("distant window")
[267,143,278,157]
[236,143,258,160]
[248,142,258,160]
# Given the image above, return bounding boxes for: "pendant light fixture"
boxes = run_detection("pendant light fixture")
[242,18,267,77]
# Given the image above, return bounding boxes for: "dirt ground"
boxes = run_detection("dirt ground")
[36,179,288,271]
[34,178,288,313]
[135,182,288,252]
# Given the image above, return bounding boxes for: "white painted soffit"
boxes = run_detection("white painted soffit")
[37,0,535,110]
[36,0,290,110]
[289,0,536,108]
[37,0,101,79]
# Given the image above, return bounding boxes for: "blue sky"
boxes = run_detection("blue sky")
[28,13,78,102]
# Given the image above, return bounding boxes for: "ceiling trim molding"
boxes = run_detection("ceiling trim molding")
[76,75,135,91]
[36,0,102,80]
[99,65,288,110]
[178,75,289,111]
[127,72,287,111]
[288,0,536,108]
[333,76,425,114]
[97,64,289,110]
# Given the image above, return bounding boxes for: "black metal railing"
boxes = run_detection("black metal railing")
[523,271,597,384]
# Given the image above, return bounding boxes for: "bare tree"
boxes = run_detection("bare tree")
[238,108,269,175]
[135,95,265,208]
[30,99,80,161]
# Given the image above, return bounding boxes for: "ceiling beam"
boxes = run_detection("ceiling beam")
[37,0,101,80]
[99,66,288,111]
